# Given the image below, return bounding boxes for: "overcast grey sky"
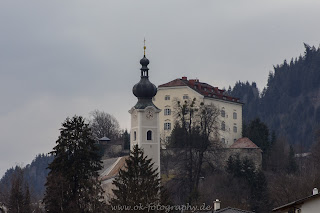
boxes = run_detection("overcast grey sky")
[1,0,320,176]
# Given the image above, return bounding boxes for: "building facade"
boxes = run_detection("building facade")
[154,77,243,147]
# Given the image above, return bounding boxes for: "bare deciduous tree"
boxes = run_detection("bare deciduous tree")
[89,110,121,140]
[169,98,221,204]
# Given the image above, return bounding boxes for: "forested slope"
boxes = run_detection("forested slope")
[228,44,320,149]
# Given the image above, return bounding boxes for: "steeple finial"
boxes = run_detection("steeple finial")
[144,38,146,56]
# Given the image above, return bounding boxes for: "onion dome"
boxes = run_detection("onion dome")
[132,41,158,109]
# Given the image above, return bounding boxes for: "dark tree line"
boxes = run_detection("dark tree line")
[227,43,320,149]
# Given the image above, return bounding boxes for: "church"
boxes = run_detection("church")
[99,43,262,199]
[99,43,161,196]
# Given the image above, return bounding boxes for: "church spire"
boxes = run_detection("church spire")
[140,38,149,77]
[132,40,157,109]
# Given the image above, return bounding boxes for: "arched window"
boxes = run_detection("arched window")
[147,130,152,140]
[134,131,137,141]
[233,112,237,119]
[221,122,225,131]
[221,108,225,117]
[233,126,237,133]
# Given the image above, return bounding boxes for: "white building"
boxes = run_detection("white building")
[154,76,243,147]
[273,188,320,213]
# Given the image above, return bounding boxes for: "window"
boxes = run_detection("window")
[164,108,171,115]
[234,139,237,143]
[221,122,225,131]
[233,126,237,133]
[147,130,152,140]
[165,95,170,100]
[166,136,170,143]
[164,122,171,130]
[221,138,225,144]
[183,94,189,99]
[233,112,237,119]
[221,108,225,117]
[134,131,136,141]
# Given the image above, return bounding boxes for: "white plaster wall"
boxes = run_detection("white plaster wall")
[129,107,161,176]
[154,86,243,147]
[300,197,320,213]
[154,86,204,143]
[203,98,242,146]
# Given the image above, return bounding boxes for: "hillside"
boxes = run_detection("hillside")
[0,154,53,202]
[228,43,320,149]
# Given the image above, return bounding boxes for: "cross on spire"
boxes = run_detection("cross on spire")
[144,38,146,56]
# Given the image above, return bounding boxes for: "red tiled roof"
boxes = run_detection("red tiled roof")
[230,137,260,149]
[158,77,241,104]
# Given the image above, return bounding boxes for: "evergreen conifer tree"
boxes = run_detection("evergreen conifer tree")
[23,183,31,213]
[44,115,106,213]
[109,145,161,212]
[8,172,24,213]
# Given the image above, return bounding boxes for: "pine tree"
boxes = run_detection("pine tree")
[109,145,161,212]
[44,115,106,213]
[22,183,31,213]
[8,168,24,213]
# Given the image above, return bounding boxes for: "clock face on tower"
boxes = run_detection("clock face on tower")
[146,109,154,120]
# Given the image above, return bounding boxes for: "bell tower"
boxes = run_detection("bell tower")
[129,41,161,174]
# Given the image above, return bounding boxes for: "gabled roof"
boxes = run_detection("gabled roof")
[229,137,260,149]
[99,136,111,141]
[99,156,129,182]
[216,207,254,213]
[158,77,242,104]
[273,192,320,212]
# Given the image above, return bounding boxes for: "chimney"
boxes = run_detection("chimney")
[213,199,221,211]
[182,76,187,80]
[313,188,318,195]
